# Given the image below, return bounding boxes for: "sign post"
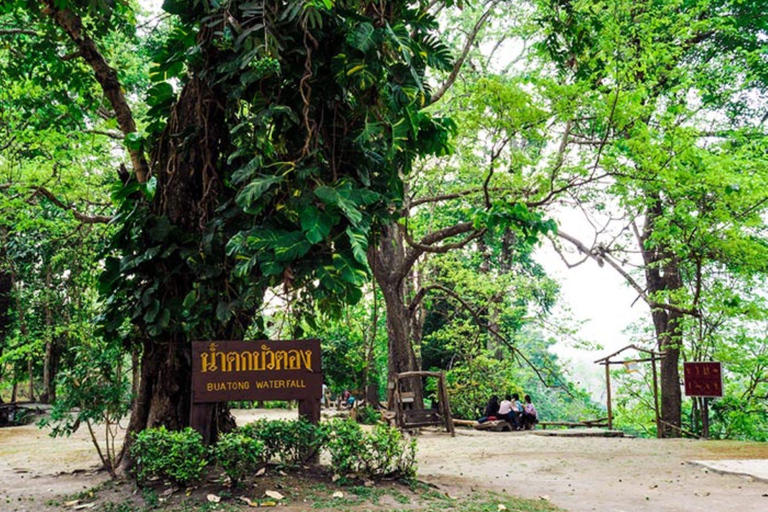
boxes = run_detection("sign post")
[683,361,722,439]
[190,339,323,438]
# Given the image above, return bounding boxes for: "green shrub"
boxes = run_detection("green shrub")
[239,419,327,465]
[356,405,380,425]
[327,418,417,480]
[130,427,208,486]
[214,432,266,486]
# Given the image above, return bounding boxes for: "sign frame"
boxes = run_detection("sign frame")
[189,339,323,440]
[683,361,723,398]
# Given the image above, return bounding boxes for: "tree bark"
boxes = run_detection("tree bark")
[121,54,235,466]
[41,266,57,403]
[368,223,423,407]
[0,264,10,394]
[642,196,683,437]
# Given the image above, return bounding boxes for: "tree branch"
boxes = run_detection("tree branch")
[0,28,39,36]
[30,186,113,224]
[430,0,502,104]
[407,283,574,395]
[396,222,485,282]
[556,229,701,317]
[84,129,125,140]
[40,1,149,183]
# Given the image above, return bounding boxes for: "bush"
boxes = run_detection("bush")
[214,432,266,486]
[327,418,417,480]
[130,427,208,486]
[355,405,380,425]
[238,419,327,465]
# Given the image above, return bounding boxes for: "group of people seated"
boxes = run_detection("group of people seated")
[477,393,538,430]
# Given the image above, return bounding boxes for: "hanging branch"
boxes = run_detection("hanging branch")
[0,28,38,36]
[555,229,701,317]
[29,187,113,224]
[430,0,502,103]
[40,1,149,183]
[407,283,575,395]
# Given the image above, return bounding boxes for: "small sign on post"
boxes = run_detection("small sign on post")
[190,339,323,438]
[683,361,723,397]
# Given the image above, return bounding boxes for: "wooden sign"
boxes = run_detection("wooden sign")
[683,361,723,397]
[191,340,322,403]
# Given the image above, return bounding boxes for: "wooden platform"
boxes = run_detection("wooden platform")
[533,428,626,438]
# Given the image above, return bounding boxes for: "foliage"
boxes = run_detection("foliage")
[326,418,416,480]
[238,419,328,466]
[355,405,381,425]
[38,336,131,476]
[130,427,208,486]
[213,432,266,486]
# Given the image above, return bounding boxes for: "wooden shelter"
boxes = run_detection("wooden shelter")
[594,344,666,437]
[387,371,455,436]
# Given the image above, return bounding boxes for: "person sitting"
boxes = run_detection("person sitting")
[509,393,523,429]
[497,394,520,429]
[521,394,538,429]
[477,395,500,424]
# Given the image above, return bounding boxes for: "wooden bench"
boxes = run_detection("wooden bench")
[538,418,608,430]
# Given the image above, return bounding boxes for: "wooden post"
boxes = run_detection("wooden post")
[604,362,613,430]
[298,398,321,425]
[438,372,455,436]
[701,397,710,439]
[651,353,661,438]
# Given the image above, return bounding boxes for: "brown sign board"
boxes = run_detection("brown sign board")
[191,340,322,403]
[684,362,723,397]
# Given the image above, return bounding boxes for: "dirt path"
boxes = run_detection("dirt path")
[1,410,766,512]
[417,428,768,512]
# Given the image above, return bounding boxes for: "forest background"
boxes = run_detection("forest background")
[0,0,766,455]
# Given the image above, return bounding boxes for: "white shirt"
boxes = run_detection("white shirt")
[498,400,512,415]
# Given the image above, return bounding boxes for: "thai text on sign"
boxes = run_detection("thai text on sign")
[683,361,723,397]
[191,340,322,403]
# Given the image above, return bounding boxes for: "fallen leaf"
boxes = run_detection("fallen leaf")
[73,505,96,510]
[363,480,374,488]
[498,505,507,511]
[333,491,344,498]
[539,495,550,501]
[239,496,257,507]
[331,474,341,482]
[265,490,284,500]
[207,494,221,503]
[261,500,277,507]
[64,500,80,507]
[255,467,266,477]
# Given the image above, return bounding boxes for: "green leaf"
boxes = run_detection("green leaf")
[273,231,312,262]
[236,175,283,209]
[347,22,376,52]
[216,301,232,323]
[300,206,334,244]
[346,226,368,265]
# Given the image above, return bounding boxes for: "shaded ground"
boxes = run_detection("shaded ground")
[0,409,766,512]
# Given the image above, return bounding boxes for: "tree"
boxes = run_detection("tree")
[2,0,458,458]
[538,0,768,435]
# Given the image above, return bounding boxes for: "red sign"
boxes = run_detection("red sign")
[684,362,723,397]
[191,340,322,403]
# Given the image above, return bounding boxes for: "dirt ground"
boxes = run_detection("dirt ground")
[1,409,766,512]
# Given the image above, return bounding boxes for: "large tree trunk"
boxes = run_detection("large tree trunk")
[123,60,235,462]
[369,223,423,407]
[642,197,683,437]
